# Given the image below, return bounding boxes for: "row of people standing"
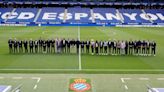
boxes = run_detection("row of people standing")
[8,38,156,56]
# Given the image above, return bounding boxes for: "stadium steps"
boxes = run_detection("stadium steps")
[141,9,154,23]
[33,8,42,22]
[63,8,67,23]
[116,9,124,23]
[4,8,16,22]
[90,9,95,23]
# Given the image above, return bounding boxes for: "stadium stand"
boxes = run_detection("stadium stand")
[119,9,152,24]
[6,8,38,23]
[93,8,122,24]
[67,7,92,24]
[36,7,65,24]
[0,7,164,26]
[144,9,164,24]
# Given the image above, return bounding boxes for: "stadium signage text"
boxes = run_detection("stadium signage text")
[0,12,164,21]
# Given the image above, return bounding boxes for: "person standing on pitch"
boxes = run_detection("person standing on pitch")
[99,40,103,55]
[23,39,28,53]
[51,38,55,53]
[47,39,51,53]
[104,40,108,55]
[13,38,18,53]
[142,40,146,56]
[146,40,150,56]
[62,38,66,53]
[34,40,38,53]
[125,40,128,55]
[95,40,99,55]
[91,39,95,55]
[129,40,133,55]
[18,39,23,53]
[66,38,71,53]
[29,39,34,53]
[133,40,137,55]
[81,41,85,53]
[8,38,13,53]
[108,39,112,55]
[151,41,156,56]
[38,37,43,53]
[136,40,141,55]
[42,39,47,53]
[76,39,80,54]
[113,40,117,55]
[117,40,121,55]
[120,40,126,55]
[85,40,90,54]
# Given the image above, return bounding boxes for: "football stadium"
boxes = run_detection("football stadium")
[0,0,164,92]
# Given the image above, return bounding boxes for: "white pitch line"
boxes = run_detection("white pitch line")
[33,85,37,90]
[32,77,41,83]
[37,78,41,83]
[124,85,128,90]
[139,78,149,80]
[3,86,12,92]
[78,26,82,71]
[12,77,23,79]
[157,78,164,80]
[121,78,125,83]
[32,77,41,90]
[1,69,164,71]
[121,78,131,83]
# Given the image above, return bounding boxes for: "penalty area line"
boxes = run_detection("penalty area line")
[124,85,128,90]
[32,77,41,90]
[33,85,37,90]
[0,69,164,72]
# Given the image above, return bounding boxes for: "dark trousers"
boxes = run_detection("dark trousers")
[113,47,116,54]
[51,46,55,53]
[43,46,46,53]
[67,46,70,53]
[91,47,94,54]
[30,47,33,53]
[19,47,23,53]
[117,48,121,54]
[9,47,13,53]
[86,47,89,53]
[142,48,146,54]
[81,47,84,53]
[104,46,107,53]
[39,46,42,53]
[136,47,141,54]
[95,47,98,54]
[35,47,38,53]
[108,47,111,54]
[146,48,150,54]
[100,47,103,53]
[129,47,133,55]
[125,48,128,55]
[47,47,50,53]
[151,48,156,55]
[14,47,17,53]
[24,47,28,53]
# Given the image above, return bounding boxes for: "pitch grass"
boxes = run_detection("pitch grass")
[0,26,164,73]
[0,74,164,92]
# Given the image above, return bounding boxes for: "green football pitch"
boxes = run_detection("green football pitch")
[0,74,164,92]
[0,26,164,73]
[0,26,164,92]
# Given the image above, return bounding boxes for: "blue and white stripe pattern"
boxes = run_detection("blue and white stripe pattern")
[73,83,87,90]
